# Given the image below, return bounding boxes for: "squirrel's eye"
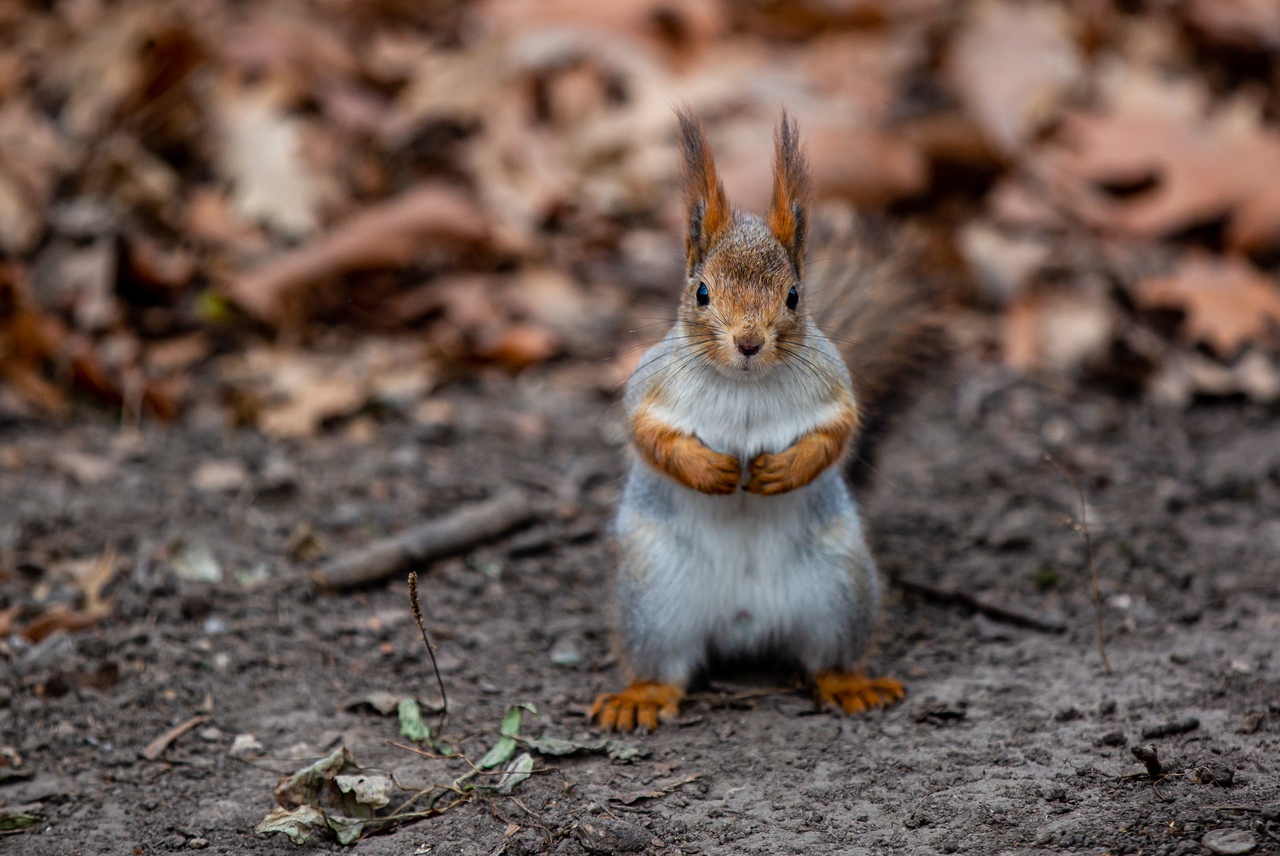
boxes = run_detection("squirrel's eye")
[696,282,709,306]
[786,286,799,310]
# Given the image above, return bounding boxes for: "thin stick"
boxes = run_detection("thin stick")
[1046,454,1111,674]
[408,571,448,734]
[141,714,208,761]
[314,489,536,589]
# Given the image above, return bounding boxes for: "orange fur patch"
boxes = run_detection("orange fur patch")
[632,405,742,494]
[814,671,905,714]
[746,401,857,495]
[590,681,684,732]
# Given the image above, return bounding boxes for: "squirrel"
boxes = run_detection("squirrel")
[589,111,943,732]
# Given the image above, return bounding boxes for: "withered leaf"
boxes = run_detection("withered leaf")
[1136,253,1280,355]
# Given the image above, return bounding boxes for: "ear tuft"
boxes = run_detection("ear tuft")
[766,111,810,277]
[677,110,731,272]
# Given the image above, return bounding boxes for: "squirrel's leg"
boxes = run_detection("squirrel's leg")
[798,498,906,715]
[591,506,703,732]
[631,402,742,495]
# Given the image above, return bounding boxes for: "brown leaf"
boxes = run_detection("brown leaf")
[1136,253,1280,355]
[1046,109,1280,252]
[478,0,726,55]
[1148,349,1280,406]
[123,234,196,293]
[1003,288,1113,373]
[1182,0,1280,49]
[20,550,117,642]
[20,604,112,643]
[947,0,1085,154]
[214,84,322,239]
[223,184,489,326]
[218,340,437,437]
[474,323,561,370]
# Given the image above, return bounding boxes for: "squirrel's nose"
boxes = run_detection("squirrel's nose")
[735,336,763,357]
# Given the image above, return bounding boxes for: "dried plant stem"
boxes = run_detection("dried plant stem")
[1046,454,1111,674]
[408,571,448,733]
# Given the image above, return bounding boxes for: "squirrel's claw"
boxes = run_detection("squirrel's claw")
[745,452,796,495]
[813,671,905,715]
[688,451,741,495]
[589,681,683,732]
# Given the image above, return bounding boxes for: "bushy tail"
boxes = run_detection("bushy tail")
[803,205,948,485]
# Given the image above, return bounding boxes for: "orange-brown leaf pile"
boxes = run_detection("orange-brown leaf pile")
[1,0,1279,428]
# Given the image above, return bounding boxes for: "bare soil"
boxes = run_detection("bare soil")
[5,365,1279,855]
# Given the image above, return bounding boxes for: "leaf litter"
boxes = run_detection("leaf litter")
[0,0,1275,423]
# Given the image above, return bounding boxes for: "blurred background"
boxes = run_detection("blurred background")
[2,0,1280,435]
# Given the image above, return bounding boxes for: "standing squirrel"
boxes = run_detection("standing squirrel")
[590,111,942,732]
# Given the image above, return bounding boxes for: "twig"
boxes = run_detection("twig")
[1046,454,1111,673]
[408,571,448,735]
[141,715,208,761]
[1131,743,1163,780]
[1142,717,1199,740]
[314,490,537,590]
[893,576,1067,633]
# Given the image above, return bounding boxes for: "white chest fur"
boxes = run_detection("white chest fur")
[631,324,851,460]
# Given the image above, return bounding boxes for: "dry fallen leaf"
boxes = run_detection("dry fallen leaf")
[1148,348,1280,406]
[1181,0,1280,49]
[223,184,489,326]
[1045,108,1280,252]
[947,0,1085,154]
[1003,288,1113,373]
[216,84,321,239]
[218,340,437,438]
[1136,253,1280,356]
[20,550,118,643]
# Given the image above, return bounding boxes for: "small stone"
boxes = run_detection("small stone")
[228,733,265,760]
[170,542,223,584]
[165,834,187,850]
[1100,731,1127,747]
[259,454,299,492]
[191,460,250,493]
[1237,712,1266,735]
[53,451,116,485]
[1201,828,1257,854]
[187,839,209,850]
[1054,706,1082,722]
[974,613,1013,642]
[578,816,655,853]
[549,636,584,667]
[987,506,1038,549]
[197,727,223,743]
[1193,765,1235,787]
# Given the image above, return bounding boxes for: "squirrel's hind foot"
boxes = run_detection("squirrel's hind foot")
[590,681,683,732]
[813,671,905,715]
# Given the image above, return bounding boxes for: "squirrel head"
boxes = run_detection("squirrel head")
[675,110,811,375]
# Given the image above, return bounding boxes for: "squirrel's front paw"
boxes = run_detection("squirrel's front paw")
[589,681,683,732]
[684,450,742,495]
[746,451,799,495]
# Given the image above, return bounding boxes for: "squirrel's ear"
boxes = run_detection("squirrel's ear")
[677,110,730,272]
[766,112,810,277]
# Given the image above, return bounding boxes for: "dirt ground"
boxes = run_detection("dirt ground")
[4,361,1280,855]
